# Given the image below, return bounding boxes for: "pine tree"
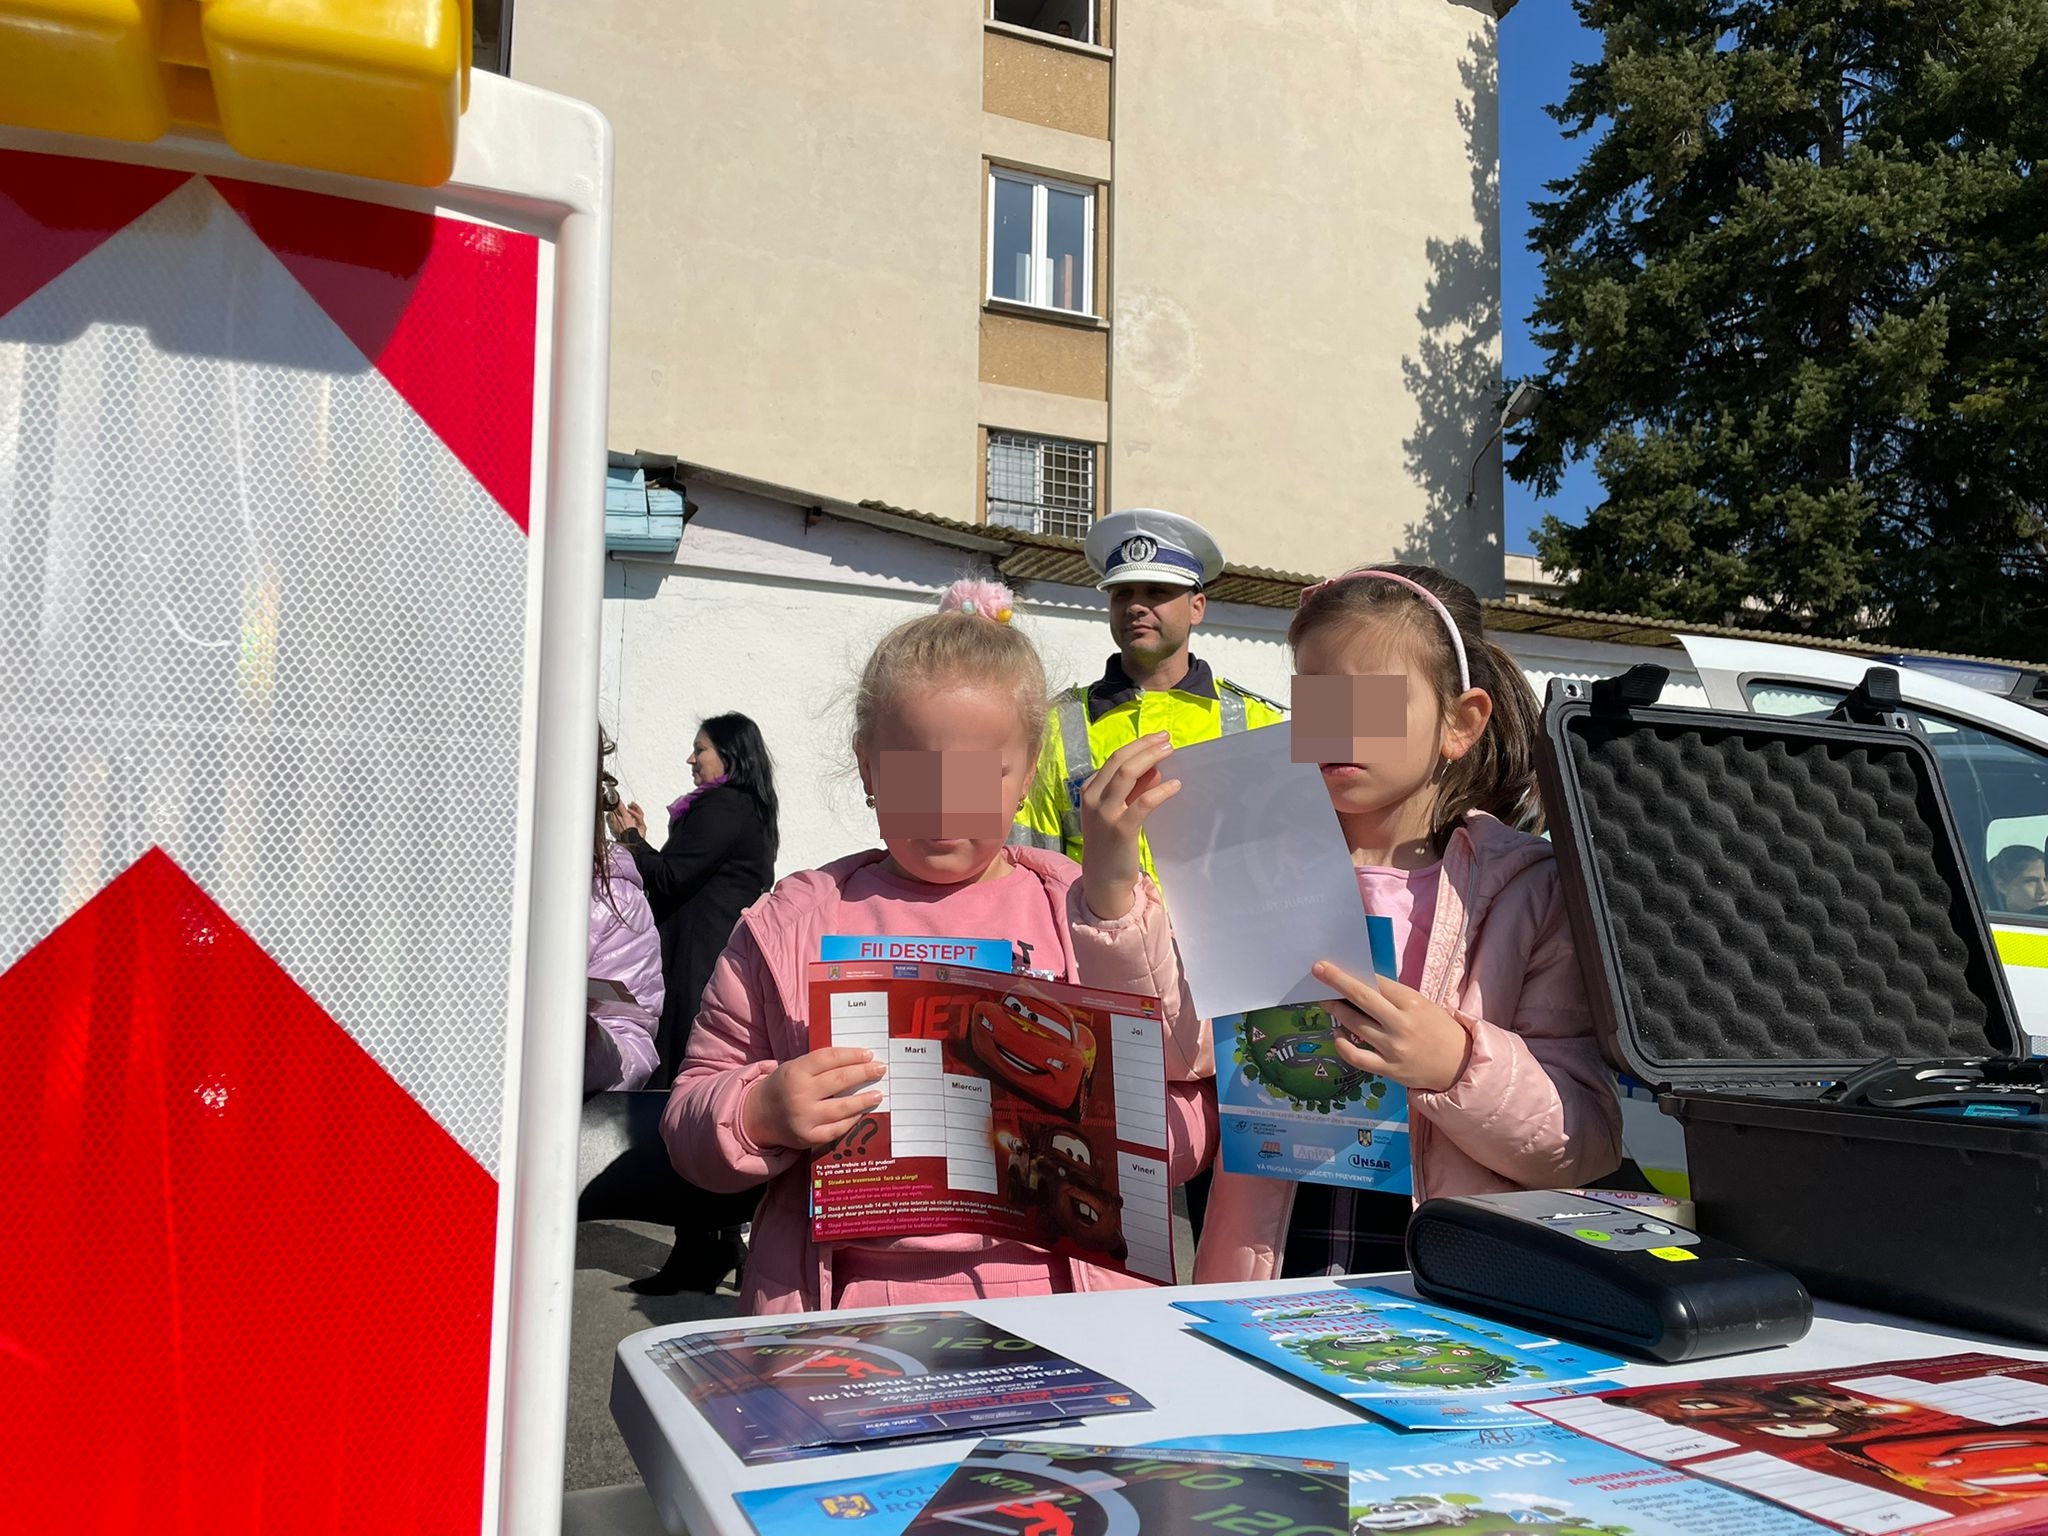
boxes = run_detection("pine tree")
[1513,0,2048,659]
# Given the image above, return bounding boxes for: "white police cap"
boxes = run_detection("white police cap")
[1086,508,1225,591]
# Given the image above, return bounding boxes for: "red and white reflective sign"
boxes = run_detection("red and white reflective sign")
[0,77,611,1536]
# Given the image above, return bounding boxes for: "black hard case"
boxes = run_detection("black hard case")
[1533,672,2047,1344]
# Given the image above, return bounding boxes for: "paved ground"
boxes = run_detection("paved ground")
[565,1220,740,1491]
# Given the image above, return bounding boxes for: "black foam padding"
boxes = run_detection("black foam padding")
[1565,719,2001,1070]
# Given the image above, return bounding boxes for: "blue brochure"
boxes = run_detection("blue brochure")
[1173,1287,1626,1430]
[1172,1422,1828,1535]
[1214,913,1411,1191]
[819,934,1016,972]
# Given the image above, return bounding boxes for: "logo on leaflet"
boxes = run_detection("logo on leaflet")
[1259,1140,1282,1159]
[892,964,919,979]
[819,1492,877,1518]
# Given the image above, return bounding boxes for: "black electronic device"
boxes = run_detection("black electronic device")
[1532,668,2048,1344]
[1406,1190,1813,1365]
[1825,1056,2048,1114]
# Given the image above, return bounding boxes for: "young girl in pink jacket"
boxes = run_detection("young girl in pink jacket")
[1193,563,1622,1282]
[662,580,1210,1313]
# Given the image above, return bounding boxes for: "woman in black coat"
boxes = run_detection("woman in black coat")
[608,712,778,1292]
[612,712,779,1085]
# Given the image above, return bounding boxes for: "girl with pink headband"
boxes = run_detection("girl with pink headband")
[1193,561,1622,1282]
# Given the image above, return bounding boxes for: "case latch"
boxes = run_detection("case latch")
[1829,667,1915,731]
[1588,663,1669,713]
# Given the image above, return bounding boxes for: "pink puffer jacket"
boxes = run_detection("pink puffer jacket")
[1194,813,1623,1282]
[662,847,1214,1313]
[585,845,664,1094]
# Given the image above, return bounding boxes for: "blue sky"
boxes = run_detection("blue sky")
[1500,0,1605,554]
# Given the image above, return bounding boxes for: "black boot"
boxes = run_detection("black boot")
[628,1227,745,1296]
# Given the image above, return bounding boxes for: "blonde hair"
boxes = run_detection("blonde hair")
[853,578,1051,754]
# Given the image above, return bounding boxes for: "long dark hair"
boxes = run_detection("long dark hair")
[700,712,781,862]
[596,723,623,914]
[1288,562,1543,849]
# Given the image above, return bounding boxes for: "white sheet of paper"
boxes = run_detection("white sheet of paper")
[1142,725,1383,1018]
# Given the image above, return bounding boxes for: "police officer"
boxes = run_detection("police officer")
[1010,508,1286,883]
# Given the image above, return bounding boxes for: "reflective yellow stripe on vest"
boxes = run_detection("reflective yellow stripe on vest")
[1055,694,1091,850]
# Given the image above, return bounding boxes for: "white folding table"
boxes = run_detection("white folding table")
[590,1273,2048,1536]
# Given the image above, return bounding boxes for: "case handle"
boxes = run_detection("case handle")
[1829,667,1913,729]
[1588,663,1670,713]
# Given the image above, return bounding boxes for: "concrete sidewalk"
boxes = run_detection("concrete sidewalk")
[565,1220,740,1491]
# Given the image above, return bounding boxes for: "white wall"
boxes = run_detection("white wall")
[1111,0,1507,591]
[514,0,987,521]
[607,489,1702,877]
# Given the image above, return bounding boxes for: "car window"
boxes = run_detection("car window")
[1743,681,2048,924]
[1745,683,1844,719]
[1918,716,2048,924]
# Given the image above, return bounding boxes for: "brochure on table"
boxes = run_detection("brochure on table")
[1175,1287,1627,1429]
[1528,1352,2048,1536]
[807,959,1176,1283]
[739,1420,1831,1536]
[1213,915,1410,1192]
[1181,1421,1832,1536]
[645,1310,1151,1465]
[898,1440,1349,1534]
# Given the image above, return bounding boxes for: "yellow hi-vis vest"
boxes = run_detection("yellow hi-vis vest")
[1009,657,1287,887]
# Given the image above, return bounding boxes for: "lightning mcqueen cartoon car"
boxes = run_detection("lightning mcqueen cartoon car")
[968,992,1098,1114]
[1846,1427,2048,1501]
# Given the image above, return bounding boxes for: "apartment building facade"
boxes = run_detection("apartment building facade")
[504,0,1509,591]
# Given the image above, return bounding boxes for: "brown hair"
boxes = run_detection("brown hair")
[1288,562,1543,848]
[854,580,1051,757]
[595,722,623,914]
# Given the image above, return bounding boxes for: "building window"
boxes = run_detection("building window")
[988,170,1095,316]
[987,433,1097,538]
[989,0,1097,44]
[473,0,513,74]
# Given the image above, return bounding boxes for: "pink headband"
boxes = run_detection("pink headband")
[1298,568,1471,693]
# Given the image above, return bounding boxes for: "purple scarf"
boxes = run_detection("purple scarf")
[667,774,729,823]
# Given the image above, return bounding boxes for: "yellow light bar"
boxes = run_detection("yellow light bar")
[0,0,472,186]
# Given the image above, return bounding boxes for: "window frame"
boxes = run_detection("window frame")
[985,430,1098,538]
[986,168,1097,318]
[987,0,1100,46]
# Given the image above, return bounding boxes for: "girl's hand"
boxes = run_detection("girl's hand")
[742,1047,886,1150]
[609,800,648,839]
[1316,960,1472,1093]
[1080,733,1179,920]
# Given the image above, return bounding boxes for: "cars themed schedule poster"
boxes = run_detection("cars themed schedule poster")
[1529,1353,2048,1536]
[807,960,1175,1283]
[647,1310,1150,1464]
[898,1440,1349,1536]
[1214,914,1411,1192]
[1173,1287,1624,1430]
